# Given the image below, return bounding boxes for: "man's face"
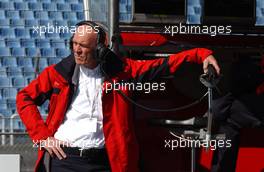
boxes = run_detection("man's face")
[72,25,98,67]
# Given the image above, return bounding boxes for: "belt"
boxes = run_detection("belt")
[61,147,107,158]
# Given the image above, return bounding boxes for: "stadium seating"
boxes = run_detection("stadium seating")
[0,0,84,117]
[35,38,50,48]
[0,19,10,27]
[17,57,33,67]
[7,66,23,77]
[14,2,29,10]
[0,39,5,47]
[20,38,35,48]
[12,77,26,87]
[2,57,17,67]
[11,47,25,56]
[0,67,7,77]
[10,19,25,27]
[6,38,20,48]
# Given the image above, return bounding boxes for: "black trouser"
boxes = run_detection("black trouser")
[211,93,262,172]
[50,147,111,172]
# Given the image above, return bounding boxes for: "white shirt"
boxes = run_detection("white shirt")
[54,65,105,149]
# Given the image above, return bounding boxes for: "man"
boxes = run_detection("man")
[16,21,220,172]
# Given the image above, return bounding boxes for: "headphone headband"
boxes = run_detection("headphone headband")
[75,20,106,45]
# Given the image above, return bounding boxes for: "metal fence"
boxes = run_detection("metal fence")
[0,114,47,172]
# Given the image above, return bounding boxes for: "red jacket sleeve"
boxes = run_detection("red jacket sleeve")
[124,48,213,80]
[16,66,54,143]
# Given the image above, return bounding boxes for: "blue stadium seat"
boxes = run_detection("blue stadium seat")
[11,47,25,56]
[15,28,30,38]
[56,48,70,58]
[60,32,72,39]
[7,66,23,77]
[53,20,68,26]
[0,67,7,76]
[25,19,38,27]
[0,39,5,47]
[77,12,84,20]
[67,20,77,27]
[0,19,10,27]
[25,76,35,84]
[24,0,38,2]
[48,57,61,65]
[0,2,15,10]
[62,11,77,20]
[26,47,39,57]
[51,0,64,3]
[0,28,15,38]
[20,38,35,48]
[0,99,8,110]
[45,32,60,39]
[2,57,17,67]
[48,11,63,20]
[0,77,11,87]
[28,2,43,10]
[33,58,48,70]
[35,39,50,48]
[10,19,25,27]
[29,28,45,38]
[23,66,35,77]
[12,77,26,87]
[34,11,49,19]
[2,88,18,99]
[40,0,51,2]
[14,2,29,10]
[50,39,65,48]
[17,57,33,67]
[42,2,57,11]
[39,19,53,26]
[57,3,71,11]
[20,11,34,20]
[71,4,83,11]
[0,47,11,56]
[0,109,12,116]
[7,99,17,111]
[5,11,20,19]
[6,38,20,48]
[0,11,5,19]
[11,0,24,2]
[40,48,55,57]
[65,0,79,3]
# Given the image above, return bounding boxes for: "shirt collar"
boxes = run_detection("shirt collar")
[80,64,101,77]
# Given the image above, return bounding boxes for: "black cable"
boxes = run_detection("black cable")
[100,64,208,112]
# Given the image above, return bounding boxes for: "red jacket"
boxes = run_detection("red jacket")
[16,48,212,172]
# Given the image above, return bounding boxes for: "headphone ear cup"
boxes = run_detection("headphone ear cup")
[96,43,109,62]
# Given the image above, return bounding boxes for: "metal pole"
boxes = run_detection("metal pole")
[83,0,91,20]
[206,87,213,146]
[0,114,5,145]
[191,147,196,172]
[108,0,120,53]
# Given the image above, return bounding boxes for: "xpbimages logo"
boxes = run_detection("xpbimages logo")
[32,23,100,36]
[164,23,232,37]
[164,132,232,151]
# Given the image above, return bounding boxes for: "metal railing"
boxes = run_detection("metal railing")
[0,113,47,146]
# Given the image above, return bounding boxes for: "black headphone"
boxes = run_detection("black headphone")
[69,20,108,62]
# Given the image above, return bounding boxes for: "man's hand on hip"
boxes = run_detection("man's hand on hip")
[41,137,68,160]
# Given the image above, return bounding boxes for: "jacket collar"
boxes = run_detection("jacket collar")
[54,54,76,84]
